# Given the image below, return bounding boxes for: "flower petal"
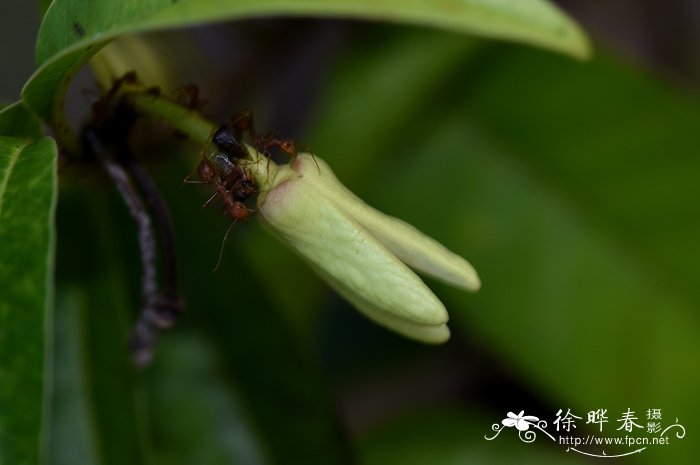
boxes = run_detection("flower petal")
[256,159,449,328]
[295,154,480,292]
[312,260,450,343]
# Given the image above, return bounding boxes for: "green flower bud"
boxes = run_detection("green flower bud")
[246,151,479,344]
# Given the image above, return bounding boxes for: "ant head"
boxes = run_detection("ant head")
[174,83,205,111]
[228,200,253,221]
[197,160,217,183]
[122,71,138,85]
[279,139,296,156]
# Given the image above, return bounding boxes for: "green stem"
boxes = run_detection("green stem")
[123,92,216,145]
[122,90,280,187]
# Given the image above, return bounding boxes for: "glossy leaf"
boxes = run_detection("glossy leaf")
[50,187,158,465]
[143,334,269,465]
[0,101,42,138]
[308,30,482,179]
[50,288,110,465]
[0,136,57,465]
[40,0,53,17]
[23,0,589,145]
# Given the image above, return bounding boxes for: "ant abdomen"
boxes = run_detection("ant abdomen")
[212,152,237,179]
[213,125,248,159]
[223,197,253,221]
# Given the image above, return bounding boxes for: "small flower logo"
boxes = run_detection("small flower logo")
[502,411,540,431]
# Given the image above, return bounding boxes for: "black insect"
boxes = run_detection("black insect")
[73,21,85,38]
[211,108,257,160]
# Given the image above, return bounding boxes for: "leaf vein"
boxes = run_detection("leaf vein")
[0,145,23,221]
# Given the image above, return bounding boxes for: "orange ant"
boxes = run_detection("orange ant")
[171,83,208,140]
[188,157,255,219]
[173,83,208,111]
[186,156,256,270]
[202,162,256,208]
[220,108,303,164]
[91,71,139,125]
[184,108,314,268]
[256,132,297,158]
[257,132,321,174]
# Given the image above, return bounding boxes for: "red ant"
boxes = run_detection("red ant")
[220,108,302,163]
[184,108,312,268]
[201,162,256,208]
[171,83,209,140]
[256,132,297,158]
[186,158,256,270]
[189,158,255,219]
[173,83,209,112]
[258,133,321,174]
[91,71,139,125]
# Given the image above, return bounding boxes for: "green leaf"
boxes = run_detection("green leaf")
[40,0,53,18]
[307,29,700,465]
[144,334,270,465]
[50,288,109,465]
[0,102,43,138]
[50,188,156,465]
[34,0,589,67]
[0,136,57,465]
[23,0,589,147]
[308,30,483,179]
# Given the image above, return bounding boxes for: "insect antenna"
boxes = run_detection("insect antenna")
[307,151,320,175]
[213,219,237,272]
[183,169,208,184]
[202,190,221,208]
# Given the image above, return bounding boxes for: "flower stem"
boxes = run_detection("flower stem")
[122,91,216,145]
[121,90,279,186]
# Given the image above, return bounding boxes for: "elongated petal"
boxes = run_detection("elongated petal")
[354,210,480,291]
[293,154,480,291]
[256,164,448,327]
[309,260,450,343]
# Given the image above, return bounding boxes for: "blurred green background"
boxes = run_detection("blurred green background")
[2,1,699,464]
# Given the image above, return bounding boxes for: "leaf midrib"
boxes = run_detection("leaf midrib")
[0,145,22,221]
